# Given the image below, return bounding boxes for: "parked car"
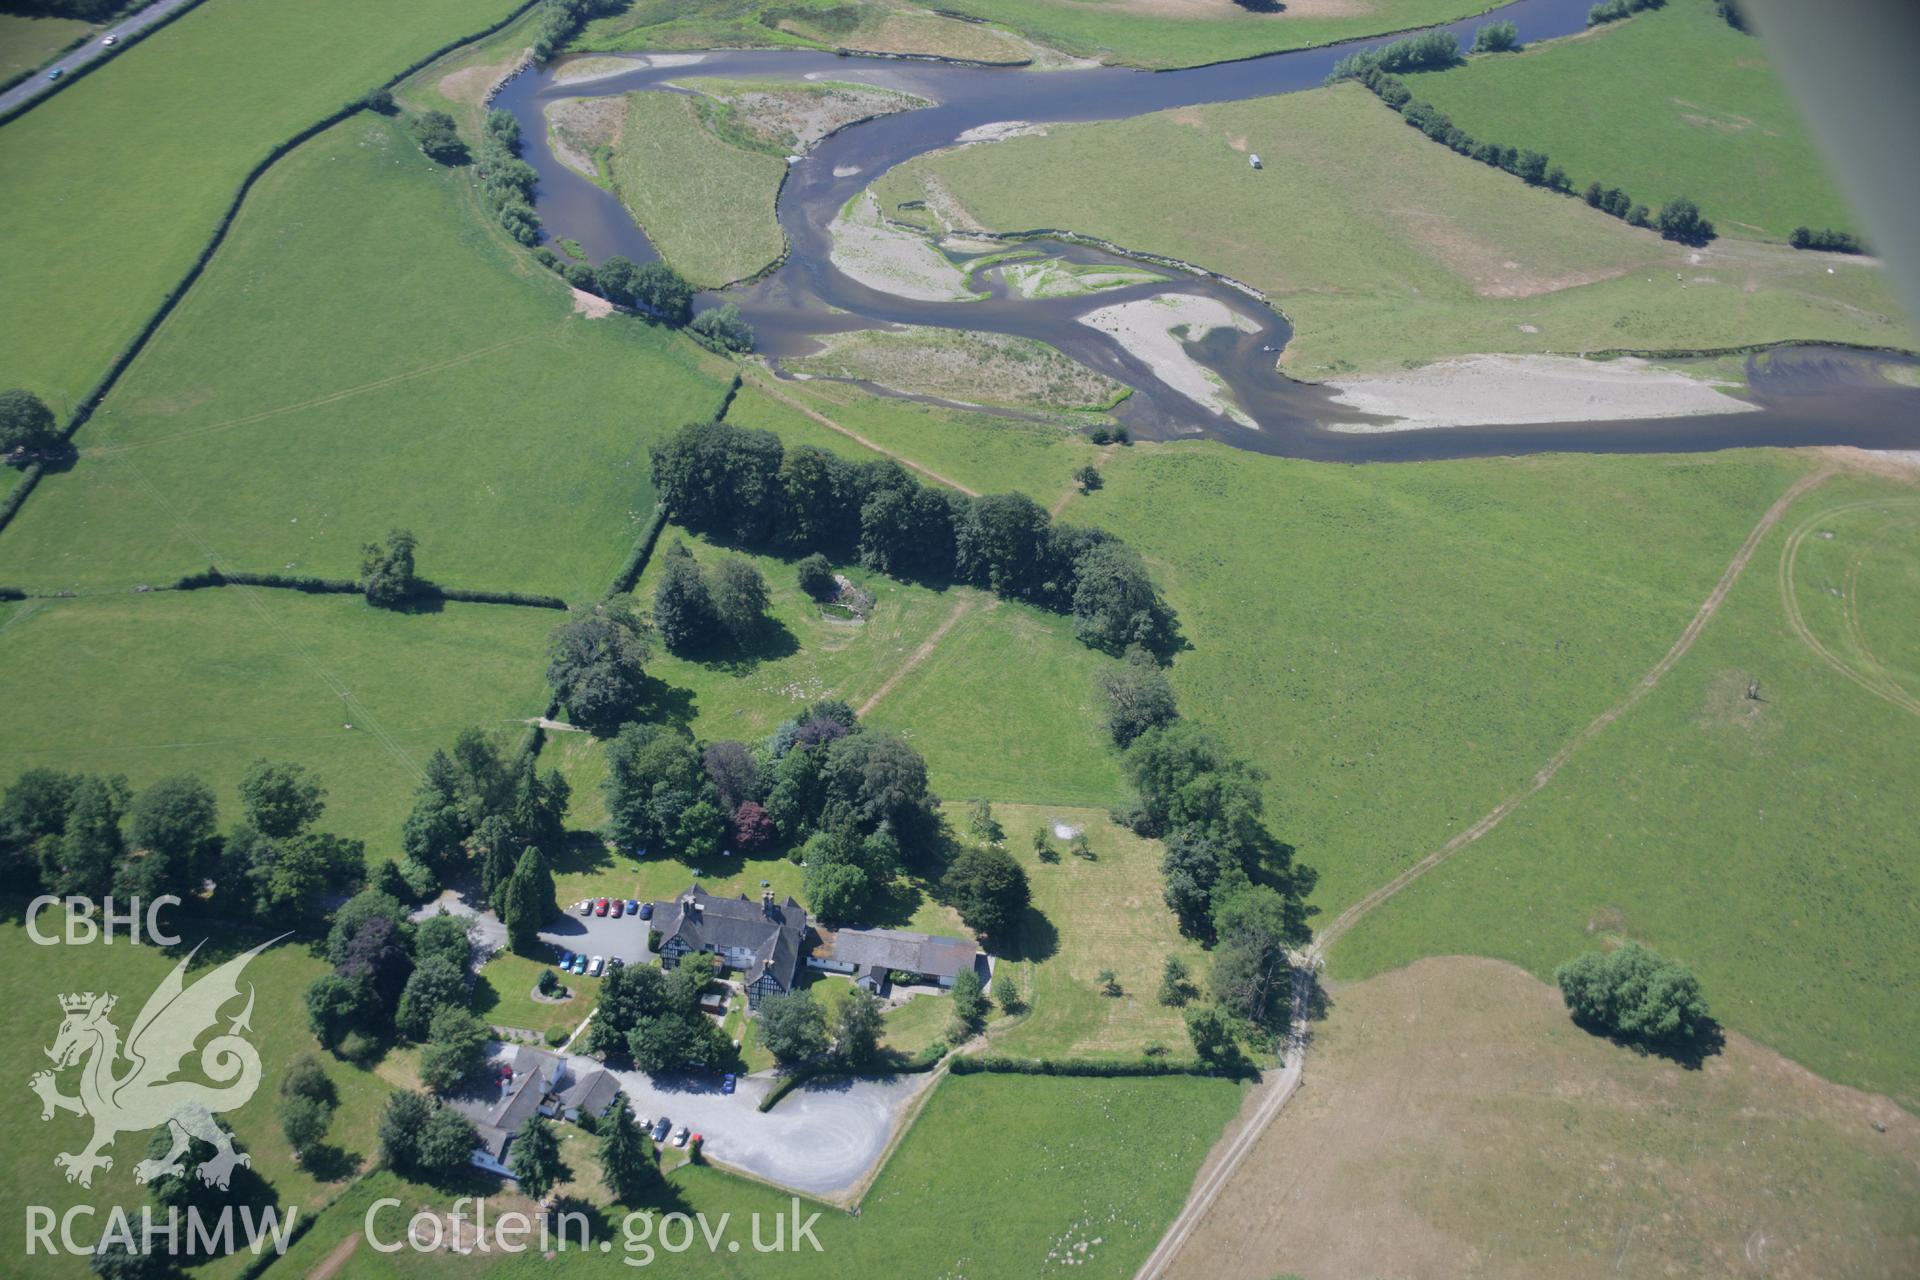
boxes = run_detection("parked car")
[639,902,654,921]
[721,1073,736,1095]
[576,899,593,916]
[571,954,588,975]
[608,955,626,969]
[556,950,573,969]
[610,899,624,918]
[672,1125,691,1147]
[651,1117,671,1142]
[626,899,640,916]
[595,898,610,916]
[588,955,604,976]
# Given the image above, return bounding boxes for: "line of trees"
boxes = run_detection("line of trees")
[1347,66,1717,245]
[542,251,698,327]
[531,0,622,61]
[649,421,1181,659]
[0,758,367,920]
[476,109,542,246]
[1090,652,1314,1060]
[1329,30,1463,81]
[1790,226,1867,255]
[1588,0,1663,26]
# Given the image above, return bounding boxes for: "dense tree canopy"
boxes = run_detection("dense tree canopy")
[1555,943,1713,1050]
[0,387,58,455]
[546,599,652,732]
[649,422,1178,657]
[360,529,420,607]
[238,758,327,838]
[942,844,1031,941]
[755,990,829,1066]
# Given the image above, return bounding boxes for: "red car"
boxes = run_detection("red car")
[595,897,610,916]
[610,899,625,918]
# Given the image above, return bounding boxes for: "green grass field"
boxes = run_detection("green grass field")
[884,83,1914,377]
[1403,3,1854,243]
[728,376,1102,501]
[1335,471,1920,1108]
[985,804,1207,1058]
[575,0,1037,62]
[0,911,398,1278]
[264,1072,1244,1277]
[0,115,731,600]
[0,589,552,849]
[0,11,88,81]
[900,0,1498,69]
[0,0,526,410]
[610,91,788,288]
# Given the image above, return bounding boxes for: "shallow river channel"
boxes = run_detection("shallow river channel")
[494,0,1920,460]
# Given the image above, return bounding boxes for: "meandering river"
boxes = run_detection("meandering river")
[494,0,1920,460]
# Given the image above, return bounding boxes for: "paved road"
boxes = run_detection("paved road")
[0,0,202,118]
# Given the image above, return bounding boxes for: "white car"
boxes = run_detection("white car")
[671,1125,691,1147]
[588,954,605,976]
[576,899,593,915]
[101,34,118,46]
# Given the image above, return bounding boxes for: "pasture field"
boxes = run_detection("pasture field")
[575,0,1039,63]
[0,12,88,81]
[610,91,789,288]
[983,804,1208,1059]
[1404,2,1853,243]
[0,115,732,601]
[1335,468,1920,1107]
[1167,956,1920,1280]
[728,374,1102,501]
[859,595,1124,809]
[1082,442,1815,924]
[882,83,1915,378]
[0,911,400,1279]
[0,589,552,849]
[913,0,1498,69]
[268,1073,1244,1278]
[0,0,525,409]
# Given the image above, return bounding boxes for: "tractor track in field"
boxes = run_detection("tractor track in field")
[1135,464,1836,1280]
[1777,498,1920,718]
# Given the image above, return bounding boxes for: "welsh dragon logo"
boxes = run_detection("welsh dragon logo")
[29,937,284,1190]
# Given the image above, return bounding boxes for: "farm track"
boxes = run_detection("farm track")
[745,367,982,496]
[1135,463,1837,1280]
[855,594,986,718]
[1777,498,1920,718]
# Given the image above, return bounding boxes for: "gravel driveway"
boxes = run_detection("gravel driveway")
[596,1059,937,1198]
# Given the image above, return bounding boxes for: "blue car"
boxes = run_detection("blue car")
[721,1073,736,1095]
[639,902,653,921]
[572,954,588,975]
[626,899,640,916]
[555,950,573,968]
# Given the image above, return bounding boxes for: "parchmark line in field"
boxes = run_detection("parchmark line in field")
[84,436,425,783]
[856,594,987,719]
[744,367,982,497]
[1313,465,1833,952]
[1134,464,1836,1280]
[83,335,542,456]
